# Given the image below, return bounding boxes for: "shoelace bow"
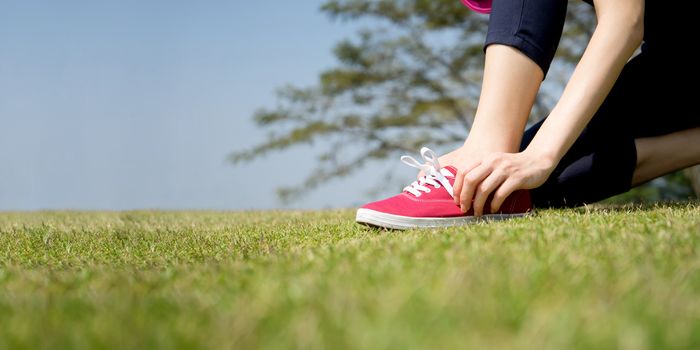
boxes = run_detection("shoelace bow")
[401,147,455,199]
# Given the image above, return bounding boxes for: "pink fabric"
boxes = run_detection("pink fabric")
[361,166,532,218]
[460,0,492,14]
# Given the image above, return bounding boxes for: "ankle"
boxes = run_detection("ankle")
[462,138,519,154]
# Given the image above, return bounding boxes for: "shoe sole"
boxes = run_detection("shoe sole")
[356,208,530,230]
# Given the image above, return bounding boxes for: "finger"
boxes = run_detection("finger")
[459,164,491,213]
[452,169,465,205]
[452,161,481,205]
[490,178,520,213]
[472,171,506,216]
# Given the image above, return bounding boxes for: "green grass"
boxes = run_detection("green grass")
[1,204,700,349]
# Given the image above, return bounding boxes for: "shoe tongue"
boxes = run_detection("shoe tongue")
[441,166,457,178]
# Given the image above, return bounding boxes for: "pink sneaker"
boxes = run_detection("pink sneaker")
[356,147,533,229]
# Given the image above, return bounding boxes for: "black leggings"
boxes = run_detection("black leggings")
[485,0,699,207]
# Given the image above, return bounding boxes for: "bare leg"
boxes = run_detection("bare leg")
[440,45,543,167]
[633,127,700,186]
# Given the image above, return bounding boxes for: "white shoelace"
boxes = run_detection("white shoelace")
[401,147,455,199]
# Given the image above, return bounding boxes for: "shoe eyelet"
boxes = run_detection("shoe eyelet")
[435,185,441,189]
[425,189,431,193]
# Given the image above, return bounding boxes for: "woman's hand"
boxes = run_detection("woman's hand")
[451,149,556,216]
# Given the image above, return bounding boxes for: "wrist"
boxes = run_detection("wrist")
[523,145,559,171]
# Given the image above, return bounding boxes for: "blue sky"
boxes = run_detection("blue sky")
[0,0,412,210]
